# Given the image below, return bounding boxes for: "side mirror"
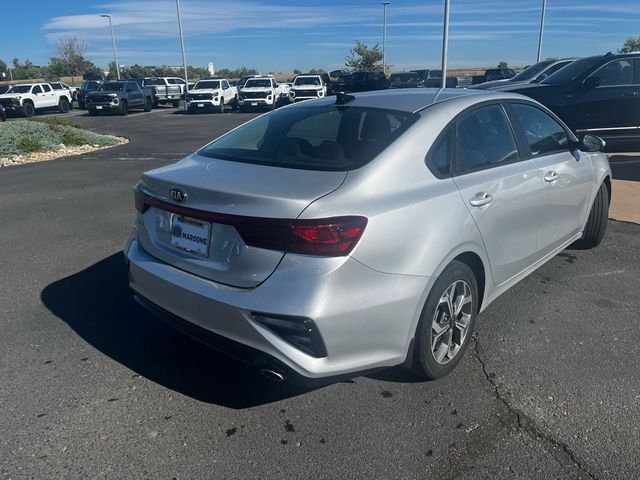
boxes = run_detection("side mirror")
[583,76,601,90]
[573,134,605,152]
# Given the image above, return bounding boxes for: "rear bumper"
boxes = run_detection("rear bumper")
[126,239,426,380]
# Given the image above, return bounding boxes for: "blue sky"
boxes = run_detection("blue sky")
[1,0,639,72]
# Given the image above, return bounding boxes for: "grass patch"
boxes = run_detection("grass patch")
[0,120,122,160]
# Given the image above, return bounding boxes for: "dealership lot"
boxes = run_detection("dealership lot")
[1,109,639,479]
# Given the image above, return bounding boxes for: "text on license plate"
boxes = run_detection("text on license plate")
[170,215,211,257]
[96,105,103,109]
[251,102,258,106]
[197,103,204,107]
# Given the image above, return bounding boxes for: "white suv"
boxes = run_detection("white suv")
[289,74,327,102]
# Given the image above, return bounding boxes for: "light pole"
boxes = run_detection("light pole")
[100,14,120,80]
[381,1,390,74]
[175,0,189,111]
[536,0,547,63]
[440,0,451,89]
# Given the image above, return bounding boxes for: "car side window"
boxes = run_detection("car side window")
[42,84,51,92]
[510,103,570,156]
[591,59,634,86]
[32,85,42,94]
[426,128,451,177]
[455,105,519,173]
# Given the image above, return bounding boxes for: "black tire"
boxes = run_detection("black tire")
[21,102,35,117]
[575,183,609,249]
[144,98,153,112]
[58,97,70,113]
[412,260,479,380]
[171,100,180,108]
[218,97,225,113]
[119,101,128,116]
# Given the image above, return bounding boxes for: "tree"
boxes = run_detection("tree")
[497,61,508,68]
[344,41,383,72]
[292,69,302,75]
[309,68,326,74]
[54,36,97,82]
[619,36,640,53]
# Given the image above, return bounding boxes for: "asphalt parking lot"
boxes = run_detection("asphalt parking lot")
[1,107,639,479]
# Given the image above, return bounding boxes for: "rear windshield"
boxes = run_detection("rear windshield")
[294,76,321,86]
[144,78,166,86]
[194,80,220,89]
[198,105,418,171]
[391,73,420,82]
[511,60,553,81]
[541,57,602,84]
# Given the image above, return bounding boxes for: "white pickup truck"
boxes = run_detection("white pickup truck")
[237,75,288,112]
[0,83,73,117]
[139,77,186,108]
[185,78,237,113]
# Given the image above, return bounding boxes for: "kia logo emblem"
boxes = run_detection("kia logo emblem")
[169,187,187,202]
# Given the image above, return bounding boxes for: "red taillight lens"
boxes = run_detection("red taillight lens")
[289,218,367,255]
[134,189,367,257]
[133,186,148,213]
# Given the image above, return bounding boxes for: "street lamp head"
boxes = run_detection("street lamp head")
[381,1,390,5]
[100,14,111,18]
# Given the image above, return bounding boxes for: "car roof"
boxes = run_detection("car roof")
[286,88,531,114]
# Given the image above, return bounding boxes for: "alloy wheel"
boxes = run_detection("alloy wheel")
[431,280,473,365]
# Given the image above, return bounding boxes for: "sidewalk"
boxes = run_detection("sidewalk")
[608,154,639,224]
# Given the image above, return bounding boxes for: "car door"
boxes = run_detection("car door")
[507,102,594,256]
[30,85,46,108]
[221,80,231,102]
[40,84,57,107]
[569,58,640,131]
[452,103,545,286]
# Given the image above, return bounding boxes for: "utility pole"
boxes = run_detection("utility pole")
[440,0,451,89]
[100,14,120,80]
[176,0,189,111]
[536,0,547,63]
[381,1,390,74]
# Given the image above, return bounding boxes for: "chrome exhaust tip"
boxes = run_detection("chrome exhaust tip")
[260,368,287,383]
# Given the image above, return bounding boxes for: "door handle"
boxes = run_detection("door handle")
[544,171,559,182]
[469,193,493,207]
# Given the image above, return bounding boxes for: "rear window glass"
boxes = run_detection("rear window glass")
[144,79,166,86]
[198,105,418,171]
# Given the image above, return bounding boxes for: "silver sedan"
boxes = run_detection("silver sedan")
[125,89,611,383]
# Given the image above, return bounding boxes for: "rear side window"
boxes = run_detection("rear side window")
[592,59,635,86]
[32,85,42,94]
[510,103,569,156]
[198,105,418,171]
[455,105,519,173]
[42,84,51,92]
[427,129,451,177]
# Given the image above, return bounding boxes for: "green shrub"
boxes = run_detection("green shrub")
[16,137,43,152]
[0,120,121,160]
[29,117,82,131]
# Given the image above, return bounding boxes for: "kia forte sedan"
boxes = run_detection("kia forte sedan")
[125,89,611,383]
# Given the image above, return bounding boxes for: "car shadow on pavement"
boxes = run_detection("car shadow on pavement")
[41,252,316,409]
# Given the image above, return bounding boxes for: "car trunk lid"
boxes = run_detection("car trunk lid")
[136,153,347,288]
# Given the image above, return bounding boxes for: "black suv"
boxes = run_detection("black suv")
[77,79,103,109]
[505,52,640,151]
[335,71,389,93]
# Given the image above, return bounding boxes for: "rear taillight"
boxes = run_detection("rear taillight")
[133,186,367,257]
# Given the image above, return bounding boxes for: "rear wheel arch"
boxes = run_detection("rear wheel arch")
[602,175,612,207]
[452,252,486,313]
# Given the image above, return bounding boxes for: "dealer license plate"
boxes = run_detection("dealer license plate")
[96,105,103,110]
[197,103,204,107]
[170,215,211,257]
[251,102,258,106]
